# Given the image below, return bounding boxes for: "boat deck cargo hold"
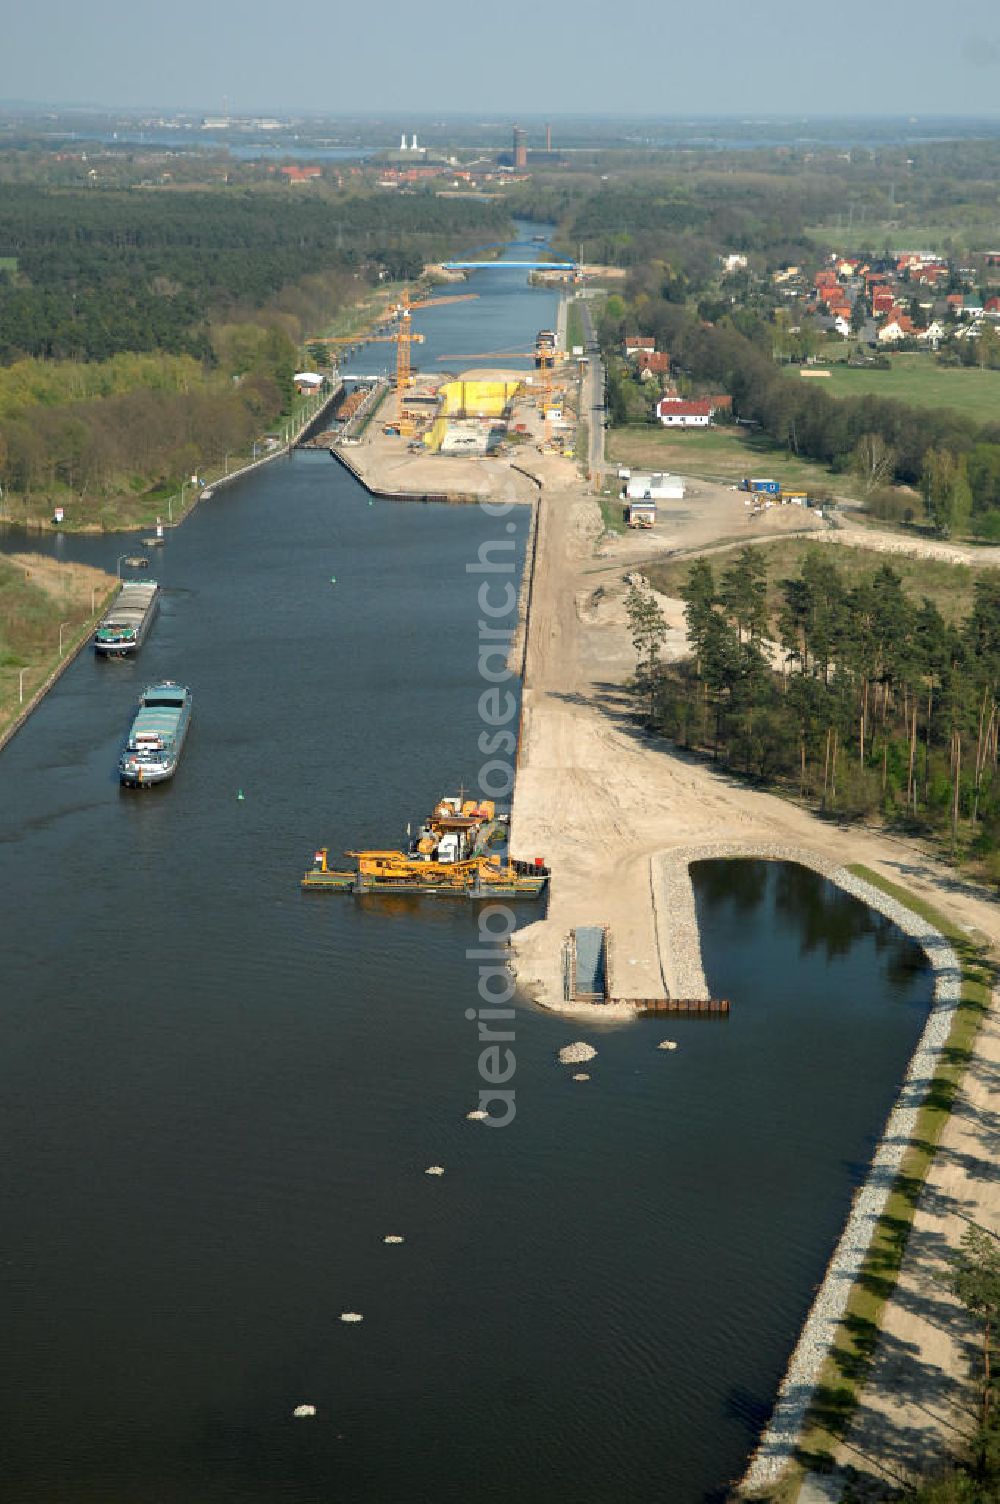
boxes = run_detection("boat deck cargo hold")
[303,793,549,898]
[94,580,159,657]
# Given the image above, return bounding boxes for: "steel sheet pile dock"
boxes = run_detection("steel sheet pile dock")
[303,793,549,899]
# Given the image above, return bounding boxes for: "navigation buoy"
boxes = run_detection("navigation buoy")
[293,1404,317,1418]
[237,789,245,801]
[330,577,337,584]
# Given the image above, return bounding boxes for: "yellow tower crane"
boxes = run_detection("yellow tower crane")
[307,288,424,432]
[391,287,421,428]
[536,344,556,447]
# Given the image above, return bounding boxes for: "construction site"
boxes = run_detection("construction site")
[307,286,583,498]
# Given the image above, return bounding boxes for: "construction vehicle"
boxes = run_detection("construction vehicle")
[301,793,549,899]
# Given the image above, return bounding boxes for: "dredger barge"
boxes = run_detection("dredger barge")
[302,794,549,899]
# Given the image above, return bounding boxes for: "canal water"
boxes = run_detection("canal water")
[347,221,559,377]
[0,237,934,1503]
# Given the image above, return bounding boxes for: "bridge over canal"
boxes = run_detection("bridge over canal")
[441,260,577,272]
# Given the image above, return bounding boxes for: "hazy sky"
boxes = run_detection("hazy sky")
[7,0,1000,117]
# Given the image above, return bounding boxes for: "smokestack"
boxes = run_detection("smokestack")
[411,133,418,151]
[400,133,407,150]
[545,122,552,152]
[513,124,527,170]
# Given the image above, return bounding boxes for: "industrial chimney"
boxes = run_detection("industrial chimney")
[513,125,527,170]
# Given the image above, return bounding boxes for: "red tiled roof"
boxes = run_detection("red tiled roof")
[657,397,715,417]
[636,350,670,373]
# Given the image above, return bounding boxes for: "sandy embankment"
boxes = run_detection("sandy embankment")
[508,469,1000,1493]
[509,479,1000,1009]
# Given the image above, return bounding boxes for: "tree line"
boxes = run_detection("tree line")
[0,185,511,513]
[0,185,509,362]
[626,548,1000,878]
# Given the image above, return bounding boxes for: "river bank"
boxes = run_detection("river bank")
[507,454,1000,1496]
[0,553,117,749]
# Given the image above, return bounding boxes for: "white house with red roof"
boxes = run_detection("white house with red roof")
[656,397,715,428]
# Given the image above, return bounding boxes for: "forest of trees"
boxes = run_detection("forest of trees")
[626,548,1000,878]
[0,185,509,512]
[0,185,508,362]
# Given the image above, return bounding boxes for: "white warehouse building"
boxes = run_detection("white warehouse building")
[624,472,686,501]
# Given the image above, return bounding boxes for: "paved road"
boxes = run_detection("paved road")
[578,298,606,489]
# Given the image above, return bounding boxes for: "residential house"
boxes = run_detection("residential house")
[912,264,948,289]
[635,350,671,377]
[623,335,656,357]
[877,313,915,344]
[279,165,322,183]
[656,397,715,428]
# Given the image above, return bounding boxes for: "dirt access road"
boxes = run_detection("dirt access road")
[509,473,1000,1496]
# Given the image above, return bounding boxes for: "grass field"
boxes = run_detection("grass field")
[644,535,993,624]
[0,553,117,740]
[807,221,1000,255]
[606,425,860,499]
[794,352,1000,424]
[565,300,585,353]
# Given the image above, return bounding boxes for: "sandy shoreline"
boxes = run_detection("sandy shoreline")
[507,462,1000,1497]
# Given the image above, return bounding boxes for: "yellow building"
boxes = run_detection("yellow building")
[424,378,523,451]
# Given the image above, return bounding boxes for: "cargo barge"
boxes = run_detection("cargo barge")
[302,794,549,898]
[94,580,159,657]
[119,682,192,787]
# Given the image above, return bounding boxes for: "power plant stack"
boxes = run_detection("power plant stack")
[513,126,527,170]
[545,123,552,152]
